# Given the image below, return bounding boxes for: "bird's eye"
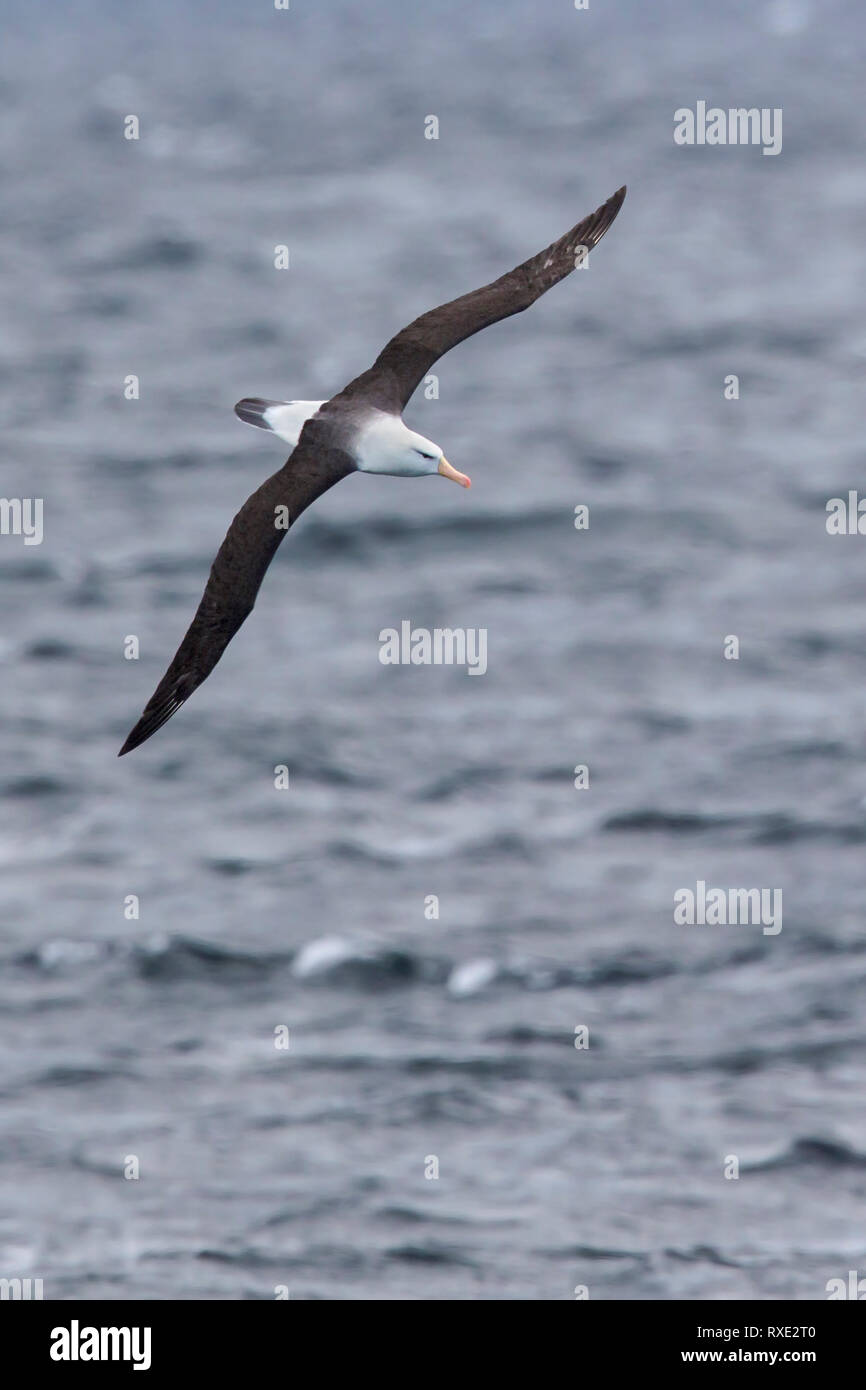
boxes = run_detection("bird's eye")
[415,449,434,460]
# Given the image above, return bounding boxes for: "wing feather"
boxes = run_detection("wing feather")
[335,186,626,412]
[119,430,352,754]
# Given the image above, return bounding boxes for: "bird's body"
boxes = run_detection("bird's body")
[237,396,447,478]
[119,186,626,755]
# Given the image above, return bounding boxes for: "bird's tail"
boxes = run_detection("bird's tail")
[234,397,284,431]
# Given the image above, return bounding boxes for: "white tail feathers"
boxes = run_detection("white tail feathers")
[234,398,326,450]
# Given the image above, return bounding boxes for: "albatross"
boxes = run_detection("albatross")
[119,185,626,755]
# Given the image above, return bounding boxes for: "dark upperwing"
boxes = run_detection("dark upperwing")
[333,185,626,415]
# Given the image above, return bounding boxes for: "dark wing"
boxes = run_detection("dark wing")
[119,425,353,755]
[335,186,626,414]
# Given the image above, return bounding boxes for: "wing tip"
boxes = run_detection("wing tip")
[575,184,626,255]
[602,184,627,223]
[117,725,147,756]
[118,694,186,756]
[118,721,153,757]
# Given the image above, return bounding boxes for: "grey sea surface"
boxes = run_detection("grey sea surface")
[1,0,865,1299]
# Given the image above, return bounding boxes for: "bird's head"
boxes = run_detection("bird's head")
[413,435,471,487]
[355,416,471,487]
[396,428,471,487]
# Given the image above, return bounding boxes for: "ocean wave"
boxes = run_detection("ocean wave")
[744,1137,866,1172]
[10,932,679,997]
[604,808,866,845]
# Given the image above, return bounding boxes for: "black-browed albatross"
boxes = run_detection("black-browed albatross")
[119,186,626,755]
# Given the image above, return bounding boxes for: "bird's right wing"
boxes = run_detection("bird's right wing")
[119,426,354,755]
[335,185,626,414]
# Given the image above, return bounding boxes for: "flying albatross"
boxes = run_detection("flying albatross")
[119,185,626,755]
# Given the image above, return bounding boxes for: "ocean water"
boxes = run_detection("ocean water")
[1,0,866,1300]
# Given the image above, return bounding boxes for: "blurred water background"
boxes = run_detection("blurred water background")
[1,0,865,1299]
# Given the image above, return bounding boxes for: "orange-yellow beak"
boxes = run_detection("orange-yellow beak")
[438,456,471,488]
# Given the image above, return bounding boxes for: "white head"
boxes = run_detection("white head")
[354,414,471,487]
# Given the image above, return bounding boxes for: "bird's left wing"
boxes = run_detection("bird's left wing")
[119,427,353,755]
[335,185,626,414]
